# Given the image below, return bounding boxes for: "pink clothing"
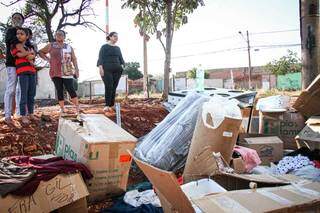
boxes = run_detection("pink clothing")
[234,146,261,172]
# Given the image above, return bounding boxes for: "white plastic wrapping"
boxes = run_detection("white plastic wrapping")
[202,97,242,129]
[135,92,208,171]
[256,95,290,112]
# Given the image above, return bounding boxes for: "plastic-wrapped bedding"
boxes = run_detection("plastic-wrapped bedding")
[135,92,209,171]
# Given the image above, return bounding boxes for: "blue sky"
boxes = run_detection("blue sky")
[0,0,301,81]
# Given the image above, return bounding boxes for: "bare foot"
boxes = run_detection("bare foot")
[28,114,37,121]
[21,116,30,125]
[4,117,14,125]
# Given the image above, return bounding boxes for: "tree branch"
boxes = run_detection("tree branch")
[145,3,166,52]
[0,0,21,7]
[171,0,181,39]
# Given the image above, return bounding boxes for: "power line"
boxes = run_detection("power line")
[149,43,301,62]
[172,29,299,47]
[250,29,299,35]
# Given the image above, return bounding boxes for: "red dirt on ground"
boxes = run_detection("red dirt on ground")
[0,98,167,212]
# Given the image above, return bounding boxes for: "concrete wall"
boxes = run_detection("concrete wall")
[0,66,56,103]
[172,78,223,91]
[78,75,128,97]
[35,68,56,99]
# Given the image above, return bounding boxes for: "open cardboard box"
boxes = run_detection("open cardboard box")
[293,74,320,117]
[182,146,302,191]
[130,148,318,213]
[0,173,89,213]
[296,116,320,150]
[128,151,227,213]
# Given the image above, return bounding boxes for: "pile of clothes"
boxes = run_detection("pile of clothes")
[251,147,320,182]
[0,155,93,197]
[102,182,163,213]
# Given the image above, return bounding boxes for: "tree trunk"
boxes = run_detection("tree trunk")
[45,20,54,42]
[163,0,173,100]
[300,0,320,89]
[143,34,149,98]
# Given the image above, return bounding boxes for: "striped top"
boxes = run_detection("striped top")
[11,45,36,75]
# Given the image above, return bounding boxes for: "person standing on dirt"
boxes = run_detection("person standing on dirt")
[11,27,36,124]
[97,32,125,112]
[39,30,80,115]
[3,12,24,125]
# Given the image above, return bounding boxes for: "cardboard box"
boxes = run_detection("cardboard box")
[183,108,242,183]
[293,74,320,117]
[55,114,137,202]
[129,151,226,213]
[193,181,320,212]
[230,157,246,174]
[240,136,283,165]
[130,150,310,213]
[296,116,320,150]
[0,173,89,213]
[258,110,306,147]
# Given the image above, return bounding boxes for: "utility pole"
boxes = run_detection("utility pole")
[143,33,149,98]
[105,0,109,35]
[239,30,252,89]
[246,30,252,89]
[300,0,319,89]
[142,9,149,98]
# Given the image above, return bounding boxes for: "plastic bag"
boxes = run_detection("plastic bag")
[135,92,208,171]
[202,96,242,128]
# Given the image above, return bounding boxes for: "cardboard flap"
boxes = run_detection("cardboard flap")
[193,181,320,212]
[244,136,283,145]
[128,150,195,213]
[293,74,320,117]
[305,116,320,125]
[183,146,220,181]
[61,114,137,144]
[219,172,301,184]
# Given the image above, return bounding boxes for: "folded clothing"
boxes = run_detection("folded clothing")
[0,159,35,197]
[290,165,320,182]
[6,156,93,196]
[233,146,261,172]
[275,155,313,175]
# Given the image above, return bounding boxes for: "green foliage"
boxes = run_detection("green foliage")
[0,0,99,42]
[265,50,302,76]
[187,67,209,79]
[123,62,143,80]
[121,0,204,43]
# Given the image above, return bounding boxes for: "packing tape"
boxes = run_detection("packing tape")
[257,189,293,206]
[209,195,251,213]
[285,184,320,199]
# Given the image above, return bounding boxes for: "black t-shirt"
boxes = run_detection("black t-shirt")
[5,27,18,67]
[97,44,125,69]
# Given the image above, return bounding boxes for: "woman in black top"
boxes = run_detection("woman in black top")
[97,32,125,112]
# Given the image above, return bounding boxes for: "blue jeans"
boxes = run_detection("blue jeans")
[19,74,36,116]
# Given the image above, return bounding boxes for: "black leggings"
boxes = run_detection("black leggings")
[102,67,122,107]
[52,77,77,101]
